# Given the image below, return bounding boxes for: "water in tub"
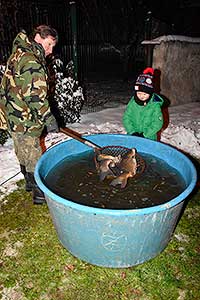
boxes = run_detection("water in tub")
[44,151,186,209]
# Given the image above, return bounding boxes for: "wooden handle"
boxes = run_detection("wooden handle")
[60,127,82,137]
[59,127,101,150]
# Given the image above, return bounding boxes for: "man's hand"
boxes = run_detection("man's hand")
[46,119,59,133]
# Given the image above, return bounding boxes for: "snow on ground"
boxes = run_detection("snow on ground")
[0,102,200,200]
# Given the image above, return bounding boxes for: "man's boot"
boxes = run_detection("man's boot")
[27,173,46,205]
[20,164,33,192]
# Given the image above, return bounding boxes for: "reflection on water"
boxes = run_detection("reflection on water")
[45,151,186,209]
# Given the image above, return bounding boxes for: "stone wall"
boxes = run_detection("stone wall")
[142,36,200,106]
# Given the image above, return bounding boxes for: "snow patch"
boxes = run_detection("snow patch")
[142,35,200,45]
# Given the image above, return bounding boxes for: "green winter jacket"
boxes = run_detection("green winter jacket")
[0,31,55,137]
[122,93,164,140]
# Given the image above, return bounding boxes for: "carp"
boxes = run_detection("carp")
[110,171,133,188]
[98,159,116,181]
[110,148,137,188]
[96,153,122,163]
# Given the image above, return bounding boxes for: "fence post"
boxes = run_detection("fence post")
[70,1,78,79]
[144,11,153,66]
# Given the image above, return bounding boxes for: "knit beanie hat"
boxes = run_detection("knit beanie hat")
[134,67,154,94]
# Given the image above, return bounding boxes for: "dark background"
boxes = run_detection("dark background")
[0,0,199,81]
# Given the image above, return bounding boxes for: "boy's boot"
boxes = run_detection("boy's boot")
[27,173,46,205]
[20,164,33,192]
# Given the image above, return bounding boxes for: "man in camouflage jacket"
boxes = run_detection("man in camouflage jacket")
[0,25,59,204]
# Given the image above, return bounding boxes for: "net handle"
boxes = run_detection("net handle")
[60,127,101,150]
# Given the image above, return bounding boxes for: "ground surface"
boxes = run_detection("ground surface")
[0,79,200,300]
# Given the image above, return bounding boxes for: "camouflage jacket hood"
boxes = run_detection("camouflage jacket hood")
[0,31,55,137]
[12,31,46,69]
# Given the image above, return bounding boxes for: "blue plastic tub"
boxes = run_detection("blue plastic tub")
[35,134,197,268]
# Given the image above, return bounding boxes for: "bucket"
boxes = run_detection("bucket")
[35,134,197,268]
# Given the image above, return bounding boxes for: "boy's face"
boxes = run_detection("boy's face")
[136,91,150,102]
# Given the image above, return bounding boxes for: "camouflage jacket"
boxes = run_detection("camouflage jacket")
[0,31,56,137]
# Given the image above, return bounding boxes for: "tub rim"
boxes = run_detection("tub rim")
[34,134,197,216]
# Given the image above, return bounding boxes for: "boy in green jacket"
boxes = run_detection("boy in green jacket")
[123,68,164,141]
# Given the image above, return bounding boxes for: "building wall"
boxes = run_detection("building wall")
[152,40,200,105]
